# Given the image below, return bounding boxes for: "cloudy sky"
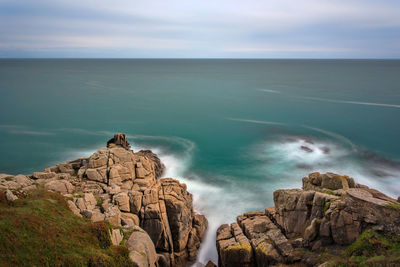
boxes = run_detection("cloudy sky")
[1,0,399,58]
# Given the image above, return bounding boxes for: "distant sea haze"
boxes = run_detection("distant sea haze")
[0,59,399,264]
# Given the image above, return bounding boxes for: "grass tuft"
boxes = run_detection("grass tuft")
[322,229,400,266]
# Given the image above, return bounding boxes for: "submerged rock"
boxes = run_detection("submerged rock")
[300,145,313,153]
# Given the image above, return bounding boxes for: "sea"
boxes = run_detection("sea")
[1,59,400,264]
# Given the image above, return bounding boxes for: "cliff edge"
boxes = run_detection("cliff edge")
[217,172,400,266]
[0,133,208,267]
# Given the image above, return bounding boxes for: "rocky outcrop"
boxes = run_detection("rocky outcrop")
[217,172,400,266]
[0,133,207,267]
[107,132,131,150]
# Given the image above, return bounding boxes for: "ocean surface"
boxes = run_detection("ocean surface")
[1,59,400,264]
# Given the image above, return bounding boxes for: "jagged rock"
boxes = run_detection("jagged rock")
[304,218,320,243]
[0,174,13,179]
[216,223,253,267]
[187,214,208,260]
[110,229,123,245]
[6,189,18,201]
[80,209,93,218]
[22,185,37,191]
[14,175,33,187]
[107,133,131,150]
[83,193,97,210]
[32,172,57,180]
[217,172,400,267]
[17,133,206,267]
[140,181,173,252]
[129,190,143,214]
[113,192,130,212]
[2,181,21,190]
[80,181,104,194]
[80,145,159,190]
[75,198,86,211]
[45,158,88,175]
[91,210,106,222]
[126,226,157,267]
[67,200,82,217]
[162,178,193,252]
[44,180,74,194]
[135,150,165,179]
[104,205,121,226]
[121,212,139,227]
[302,172,355,191]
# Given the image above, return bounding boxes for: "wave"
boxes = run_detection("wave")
[0,125,55,136]
[257,88,400,109]
[298,96,400,109]
[57,128,114,136]
[257,89,281,94]
[301,125,357,151]
[257,135,400,197]
[226,117,286,126]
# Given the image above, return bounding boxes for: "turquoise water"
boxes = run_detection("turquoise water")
[1,59,400,263]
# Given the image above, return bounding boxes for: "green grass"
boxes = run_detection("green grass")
[323,229,400,266]
[323,200,335,215]
[0,189,134,267]
[385,202,400,210]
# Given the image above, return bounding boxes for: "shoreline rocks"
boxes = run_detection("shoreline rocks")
[216,172,400,266]
[0,133,207,267]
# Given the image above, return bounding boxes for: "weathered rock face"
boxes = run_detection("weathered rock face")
[126,226,158,267]
[0,134,206,267]
[107,132,131,150]
[217,172,400,266]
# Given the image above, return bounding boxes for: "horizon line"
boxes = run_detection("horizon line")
[1,57,400,60]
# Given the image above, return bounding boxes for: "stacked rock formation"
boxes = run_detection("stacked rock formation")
[217,172,400,266]
[0,133,207,267]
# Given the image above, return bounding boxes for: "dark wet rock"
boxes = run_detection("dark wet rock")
[304,138,314,145]
[371,169,392,178]
[360,150,400,170]
[296,164,313,170]
[205,261,217,267]
[319,146,330,154]
[300,146,313,153]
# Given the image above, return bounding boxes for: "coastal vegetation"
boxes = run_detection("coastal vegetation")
[0,188,133,266]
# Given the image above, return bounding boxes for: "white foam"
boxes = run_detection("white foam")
[257,89,281,94]
[298,96,400,109]
[226,117,285,126]
[260,136,400,197]
[257,87,400,109]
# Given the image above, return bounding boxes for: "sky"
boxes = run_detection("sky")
[0,0,400,58]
